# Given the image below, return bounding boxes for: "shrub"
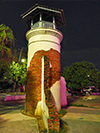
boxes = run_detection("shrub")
[49,129,58,133]
[59,109,67,116]
[60,119,69,133]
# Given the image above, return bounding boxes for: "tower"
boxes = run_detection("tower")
[21,3,66,131]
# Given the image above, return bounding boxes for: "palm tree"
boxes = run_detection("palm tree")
[0,24,16,65]
[0,24,17,82]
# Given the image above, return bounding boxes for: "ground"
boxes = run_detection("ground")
[0,94,100,132]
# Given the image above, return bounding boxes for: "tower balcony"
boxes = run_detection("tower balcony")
[31,20,56,29]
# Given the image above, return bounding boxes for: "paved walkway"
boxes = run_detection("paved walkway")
[62,106,100,133]
[0,94,100,133]
[0,100,39,133]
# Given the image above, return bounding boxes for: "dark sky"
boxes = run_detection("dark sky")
[0,0,100,70]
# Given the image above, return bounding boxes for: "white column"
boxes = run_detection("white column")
[39,13,42,27]
[41,56,49,131]
[31,19,34,29]
[41,56,44,109]
[53,16,56,29]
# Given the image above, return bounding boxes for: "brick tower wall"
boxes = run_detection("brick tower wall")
[25,48,60,116]
[44,56,60,132]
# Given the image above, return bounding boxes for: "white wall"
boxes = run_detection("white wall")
[26,28,63,68]
[50,80,61,111]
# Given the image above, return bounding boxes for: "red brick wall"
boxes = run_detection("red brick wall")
[44,56,60,132]
[25,48,60,130]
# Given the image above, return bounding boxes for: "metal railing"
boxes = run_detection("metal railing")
[31,21,56,29]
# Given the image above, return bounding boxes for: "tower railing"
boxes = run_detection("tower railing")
[31,20,56,29]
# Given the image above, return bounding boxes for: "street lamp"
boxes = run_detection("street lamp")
[87,75,90,77]
[21,59,25,63]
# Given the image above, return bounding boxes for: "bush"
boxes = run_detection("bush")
[59,109,67,116]
[60,119,69,133]
[49,129,58,133]
[6,88,12,93]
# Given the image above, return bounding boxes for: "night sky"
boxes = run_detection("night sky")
[0,0,100,71]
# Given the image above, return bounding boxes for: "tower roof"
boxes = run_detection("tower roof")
[21,3,66,29]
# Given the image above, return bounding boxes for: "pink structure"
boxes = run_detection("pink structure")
[5,95,25,101]
[60,76,67,107]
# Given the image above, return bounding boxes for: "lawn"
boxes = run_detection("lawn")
[67,95,100,109]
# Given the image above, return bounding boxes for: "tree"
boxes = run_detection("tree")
[62,61,98,90]
[96,71,100,89]
[3,60,27,92]
[0,24,15,48]
[0,24,17,81]
[0,59,8,80]
[17,47,27,63]
[0,24,17,64]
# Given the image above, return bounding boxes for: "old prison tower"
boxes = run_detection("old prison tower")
[21,4,66,132]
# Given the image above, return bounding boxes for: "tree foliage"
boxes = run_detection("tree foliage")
[3,60,27,92]
[96,71,100,89]
[62,61,98,90]
[0,24,17,65]
[17,47,27,63]
[0,24,15,48]
[4,60,27,84]
[0,24,17,80]
[0,24,27,92]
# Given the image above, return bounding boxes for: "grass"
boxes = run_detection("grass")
[70,103,100,109]
[58,109,67,117]
[67,95,100,109]
[70,103,88,107]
